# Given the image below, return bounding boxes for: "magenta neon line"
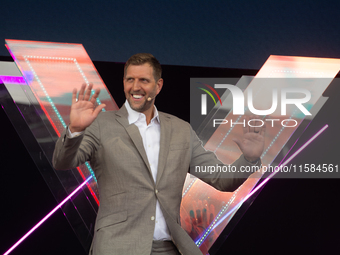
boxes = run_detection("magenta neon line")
[214,124,328,229]
[3,176,92,255]
[0,75,26,85]
[197,124,328,245]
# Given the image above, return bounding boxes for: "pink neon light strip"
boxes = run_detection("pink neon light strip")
[5,43,99,205]
[211,124,328,231]
[0,76,26,85]
[3,176,92,255]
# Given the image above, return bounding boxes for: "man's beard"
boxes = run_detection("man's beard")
[127,96,153,113]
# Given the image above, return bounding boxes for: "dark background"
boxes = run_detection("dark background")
[2,0,340,70]
[1,1,340,254]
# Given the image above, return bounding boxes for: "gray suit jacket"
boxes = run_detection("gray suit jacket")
[53,105,251,255]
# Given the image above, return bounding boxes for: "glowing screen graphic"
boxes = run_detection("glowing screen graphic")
[6,39,119,205]
[185,56,340,253]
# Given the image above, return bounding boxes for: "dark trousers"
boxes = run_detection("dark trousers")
[151,240,181,255]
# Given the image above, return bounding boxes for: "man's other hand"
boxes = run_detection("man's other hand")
[232,116,266,163]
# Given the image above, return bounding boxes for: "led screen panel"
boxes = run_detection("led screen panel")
[4,40,119,251]
[6,39,119,204]
[186,55,340,254]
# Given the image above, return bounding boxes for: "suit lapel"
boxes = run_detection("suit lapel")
[115,106,153,181]
[156,113,171,186]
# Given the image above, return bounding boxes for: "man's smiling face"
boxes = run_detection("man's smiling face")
[123,63,163,120]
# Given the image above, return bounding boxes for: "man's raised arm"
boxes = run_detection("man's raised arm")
[69,83,106,132]
[190,117,265,192]
[53,84,105,170]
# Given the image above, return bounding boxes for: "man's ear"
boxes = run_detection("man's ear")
[156,78,163,95]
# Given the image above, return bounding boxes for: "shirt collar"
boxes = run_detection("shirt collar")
[124,100,160,125]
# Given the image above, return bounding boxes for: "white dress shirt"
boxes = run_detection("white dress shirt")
[125,101,171,240]
[68,101,171,240]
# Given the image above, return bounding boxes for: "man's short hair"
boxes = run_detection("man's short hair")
[124,53,162,81]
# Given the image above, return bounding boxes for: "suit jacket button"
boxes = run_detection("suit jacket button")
[155,189,158,194]
[151,216,155,221]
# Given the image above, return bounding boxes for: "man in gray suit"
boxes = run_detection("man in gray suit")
[53,53,265,255]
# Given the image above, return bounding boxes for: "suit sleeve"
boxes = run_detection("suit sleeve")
[189,125,258,192]
[52,118,100,170]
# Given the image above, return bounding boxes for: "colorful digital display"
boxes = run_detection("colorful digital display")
[5,39,119,205]
[186,55,340,253]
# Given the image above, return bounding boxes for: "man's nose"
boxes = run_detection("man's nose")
[132,80,142,90]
